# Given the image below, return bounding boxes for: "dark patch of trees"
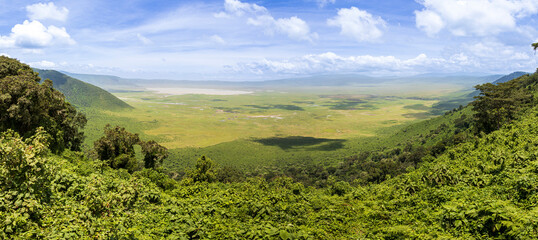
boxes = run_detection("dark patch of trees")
[189,155,217,183]
[472,72,535,133]
[0,56,86,152]
[141,140,169,169]
[93,124,168,172]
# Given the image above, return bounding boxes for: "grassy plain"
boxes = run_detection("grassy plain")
[81,82,467,171]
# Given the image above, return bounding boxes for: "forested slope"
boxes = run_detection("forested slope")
[35,69,132,110]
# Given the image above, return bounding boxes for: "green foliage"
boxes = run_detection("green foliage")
[93,125,169,172]
[110,154,138,172]
[0,128,51,237]
[0,56,87,152]
[189,155,217,183]
[140,140,168,169]
[533,42,538,51]
[132,168,178,191]
[93,124,140,168]
[4,74,538,238]
[472,74,535,133]
[4,53,538,238]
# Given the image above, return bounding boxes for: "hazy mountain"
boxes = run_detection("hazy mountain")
[63,72,503,91]
[36,70,132,110]
[493,71,528,84]
[467,71,530,98]
[60,72,144,92]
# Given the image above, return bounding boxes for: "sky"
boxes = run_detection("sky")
[0,0,537,80]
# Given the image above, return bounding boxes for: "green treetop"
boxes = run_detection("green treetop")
[0,56,86,152]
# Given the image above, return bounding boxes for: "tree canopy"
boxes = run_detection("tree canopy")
[93,125,168,171]
[0,56,86,152]
[472,73,535,133]
[141,140,168,169]
[93,124,140,171]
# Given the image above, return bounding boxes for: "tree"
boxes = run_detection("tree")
[93,125,140,171]
[0,56,87,152]
[189,155,216,182]
[533,42,538,52]
[140,140,168,169]
[472,77,534,133]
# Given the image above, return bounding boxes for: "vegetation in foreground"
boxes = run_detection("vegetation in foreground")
[2,50,538,239]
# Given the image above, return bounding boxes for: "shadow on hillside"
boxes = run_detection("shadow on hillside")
[322,100,379,110]
[244,104,305,111]
[253,136,345,151]
[403,112,432,119]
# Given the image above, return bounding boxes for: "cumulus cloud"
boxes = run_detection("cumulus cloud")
[0,3,74,49]
[26,2,69,22]
[219,0,267,17]
[415,10,444,37]
[226,43,534,76]
[217,0,317,42]
[462,41,531,61]
[317,0,336,8]
[415,0,538,36]
[327,7,386,42]
[248,15,318,42]
[227,52,448,75]
[0,20,75,48]
[29,60,56,68]
[0,53,10,57]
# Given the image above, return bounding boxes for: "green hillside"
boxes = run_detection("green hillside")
[62,72,143,92]
[1,68,538,238]
[4,55,538,238]
[35,69,132,110]
[493,71,528,84]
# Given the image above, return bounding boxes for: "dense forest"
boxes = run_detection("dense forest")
[2,43,538,239]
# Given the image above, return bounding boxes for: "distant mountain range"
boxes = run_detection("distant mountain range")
[493,71,528,84]
[36,69,132,110]
[62,72,508,92]
[35,69,527,115]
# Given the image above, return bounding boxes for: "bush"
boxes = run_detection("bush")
[0,128,52,237]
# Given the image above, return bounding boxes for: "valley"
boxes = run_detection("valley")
[77,78,472,172]
[2,54,538,239]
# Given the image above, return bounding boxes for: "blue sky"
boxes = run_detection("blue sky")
[0,0,537,80]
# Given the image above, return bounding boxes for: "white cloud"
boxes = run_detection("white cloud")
[462,41,531,61]
[0,36,15,48]
[248,15,318,42]
[0,20,75,49]
[0,2,74,49]
[415,0,538,37]
[275,17,318,42]
[0,53,10,57]
[216,0,267,17]
[29,60,56,68]
[317,0,336,8]
[137,33,153,45]
[228,52,448,75]
[26,2,69,22]
[415,10,444,37]
[210,34,226,45]
[218,0,317,42]
[226,43,534,76]
[327,7,386,42]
